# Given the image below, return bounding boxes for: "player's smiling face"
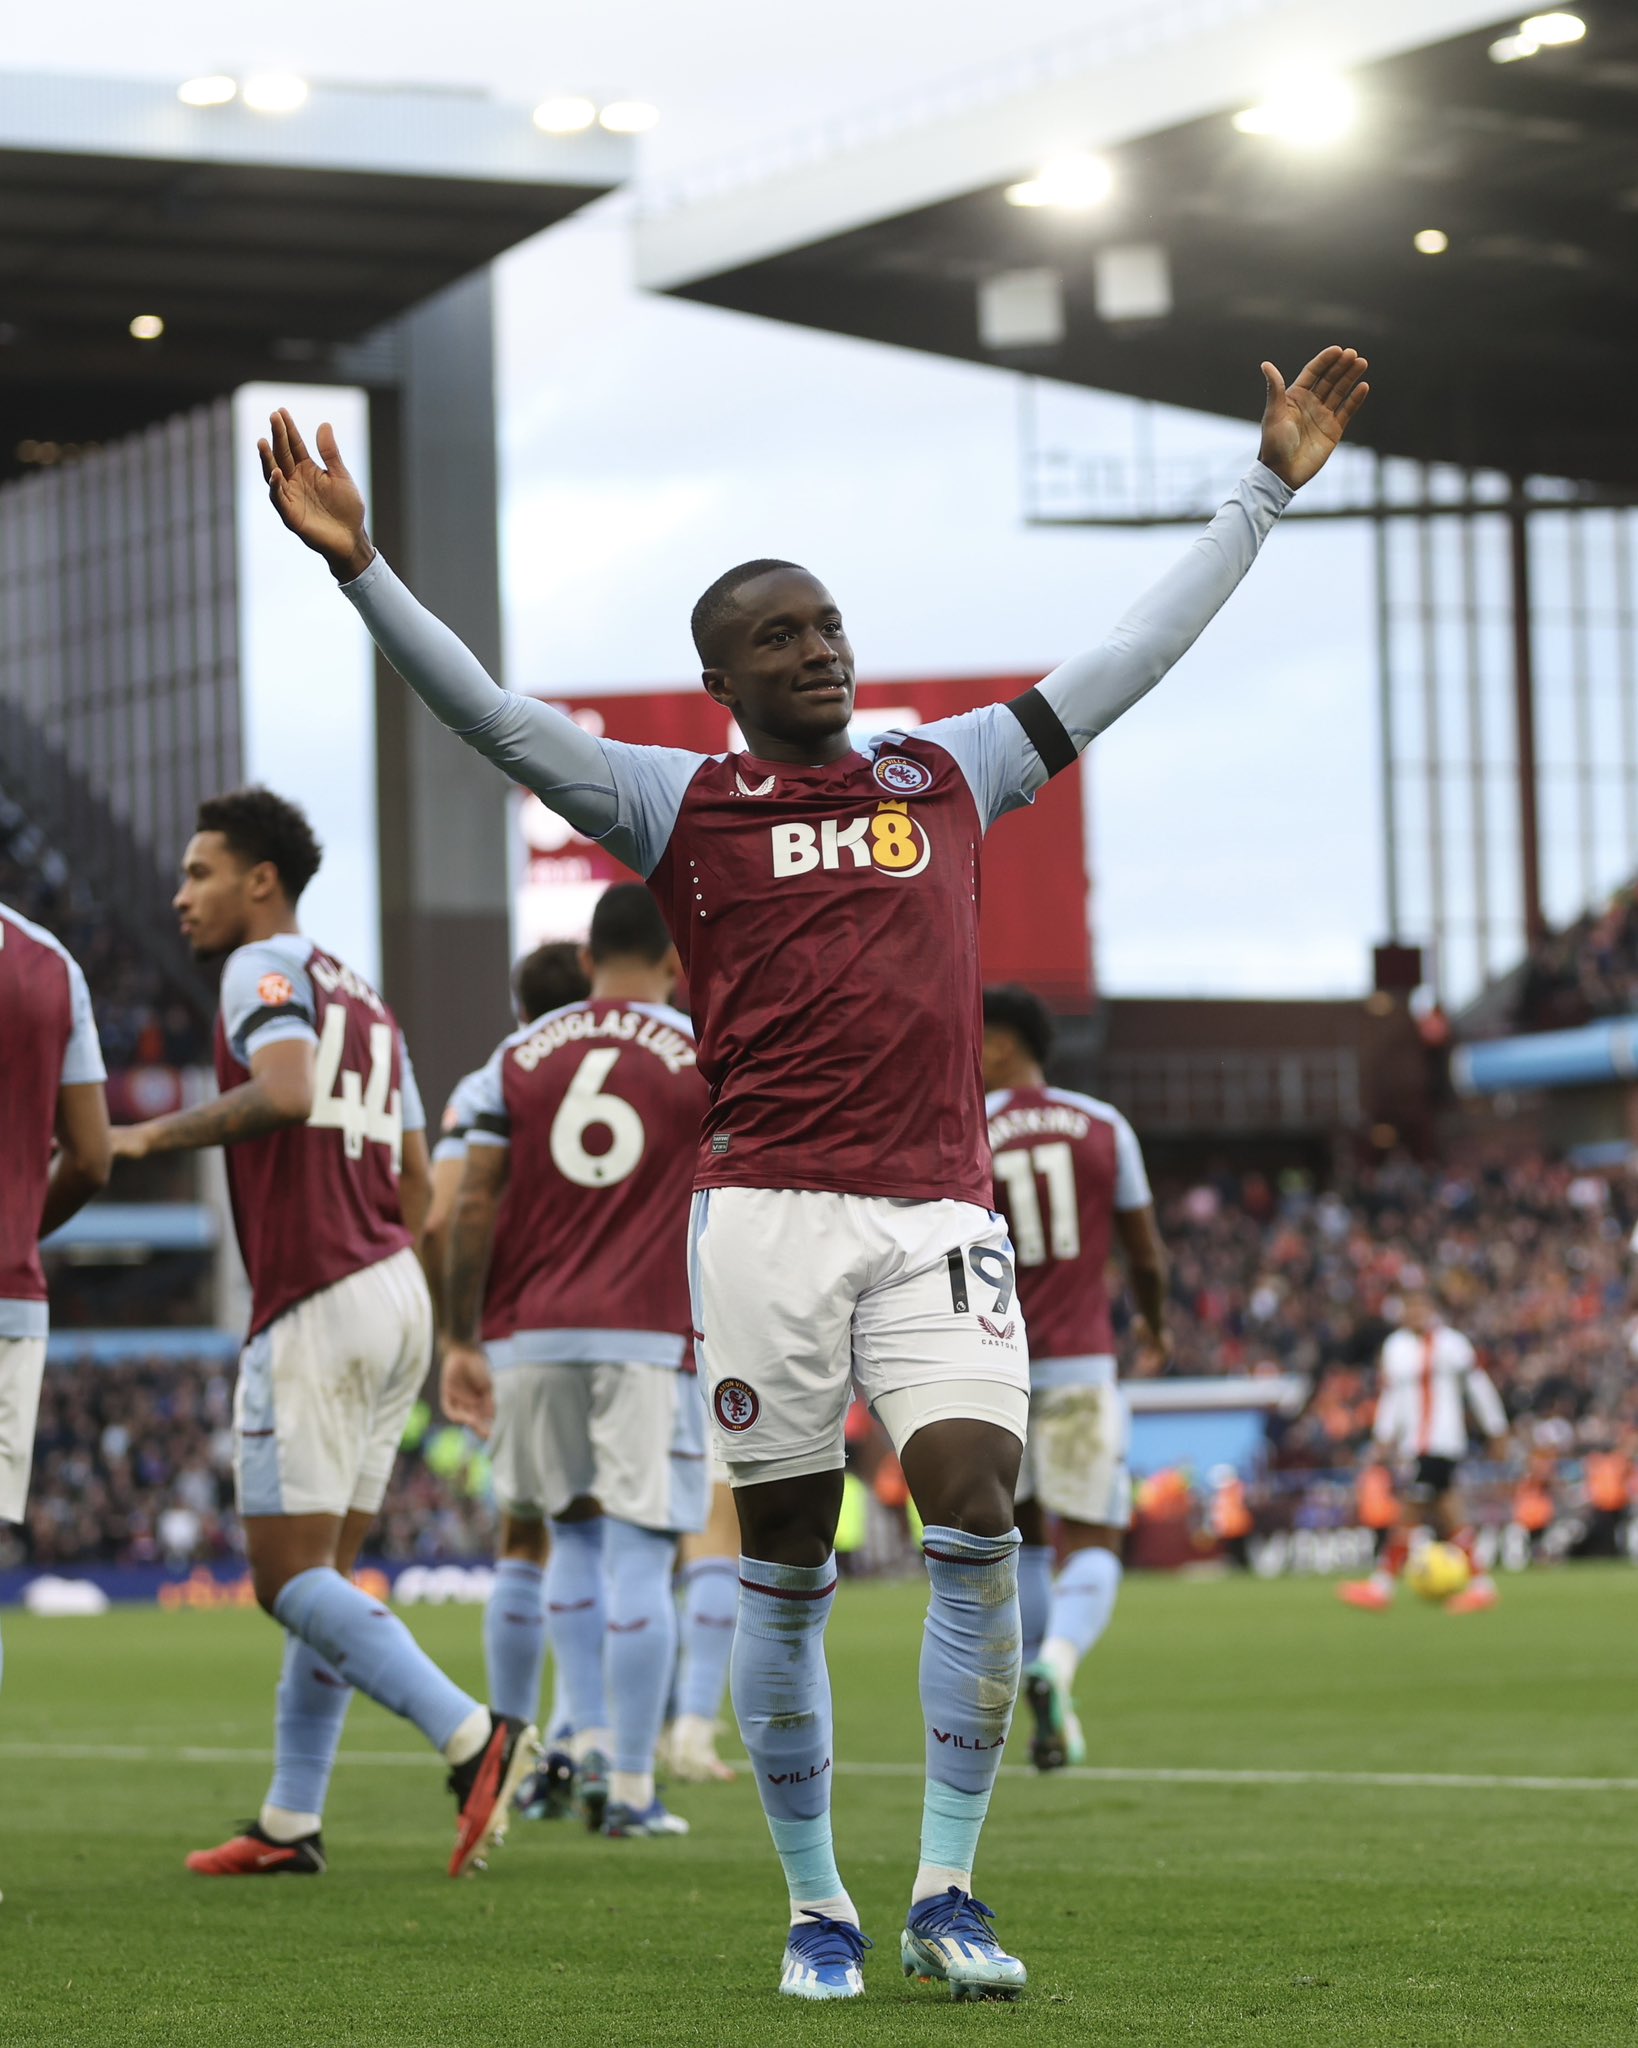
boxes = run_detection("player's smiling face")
[173,831,262,959]
[703,567,856,761]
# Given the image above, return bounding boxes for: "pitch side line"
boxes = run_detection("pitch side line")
[0,1743,1634,1794]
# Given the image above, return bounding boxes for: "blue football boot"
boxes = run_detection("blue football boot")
[778,1911,872,2000]
[901,1887,1027,2001]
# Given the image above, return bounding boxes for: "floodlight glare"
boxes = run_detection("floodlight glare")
[1488,34,1539,61]
[1232,75,1356,146]
[241,73,309,115]
[599,100,660,134]
[177,75,236,108]
[129,314,165,342]
[1003,153,1112,211]
[1413,229,1449,255]
[532,96,598,135]
[1520,12,1586,44]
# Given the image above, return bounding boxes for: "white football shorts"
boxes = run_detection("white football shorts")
[1015,1362,1132,1529]
[690,1188,1030,1485]
[0,1334,47,1525]
[490,1358,708,1535]
[234,1246,432,1520]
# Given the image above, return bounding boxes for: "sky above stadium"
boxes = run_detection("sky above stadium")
[11,3,1380,996]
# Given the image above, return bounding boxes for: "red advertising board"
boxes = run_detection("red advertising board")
[513,678,1093,1008]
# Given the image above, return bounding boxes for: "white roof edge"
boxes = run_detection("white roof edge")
[635,0,1510,291]
[0,69,631,188]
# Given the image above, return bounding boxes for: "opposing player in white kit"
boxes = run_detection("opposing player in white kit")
[260,343,1369,1998]
[442,884,706,1838]
[982,985,1168,1772]
[108,788,536,1876]
[0,900,110,1714]
[422,939,589,1808]
[1339,1289,1509,1615]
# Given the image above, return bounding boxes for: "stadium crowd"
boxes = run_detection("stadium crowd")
[11,1150,1634,1570]
[0,784,203,1070]
[1514,875,1638,1032]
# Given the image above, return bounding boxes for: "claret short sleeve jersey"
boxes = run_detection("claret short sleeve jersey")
[0,902,107,1336]
[215,933,425,1336]
[600,710,1039,1208]
[464,997,706,1367]
[985,1085,1151,1362]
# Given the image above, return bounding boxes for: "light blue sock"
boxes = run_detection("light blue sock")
[272,1567,479,1755]
[266,1631,352,1820]
[604,1520,679,1778]
[546,1517,608,1739]
[485,1558,548,1723]
[675,1557,738,1721]
[734,1554,854,1922]
[915,1525,1021,1903]
[1018,1544,1053,1665]
[1044,1546,1123,1667]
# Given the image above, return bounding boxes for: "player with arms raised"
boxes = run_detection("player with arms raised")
[109,789,535,1876]
[982,985,1168,1772]
[260,343,1368,1998]
[1,898,111,1702]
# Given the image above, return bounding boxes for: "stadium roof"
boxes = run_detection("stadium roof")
[0,71,631,479]
[635,0,1637,488]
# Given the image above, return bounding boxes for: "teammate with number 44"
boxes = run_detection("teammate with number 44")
[109,789,537,1880]
[259,340,1370,2000]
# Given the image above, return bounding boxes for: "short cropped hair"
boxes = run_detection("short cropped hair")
[982,983,1054,1069]
[588,882,672,966]
[690,557,803,666]
[196,787,322,904]
[512,940,590,1024]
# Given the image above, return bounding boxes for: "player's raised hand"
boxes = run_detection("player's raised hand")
[440,1341,496,1438]
[257,409,374,580]
[1257,346,1370,490]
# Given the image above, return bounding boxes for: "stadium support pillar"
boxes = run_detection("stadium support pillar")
[1507,491,1546,950]
[369,271,512,1108]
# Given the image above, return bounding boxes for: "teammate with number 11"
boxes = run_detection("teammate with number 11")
[108,789,536,1878]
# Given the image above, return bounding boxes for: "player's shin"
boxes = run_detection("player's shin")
[1017,1546,1053,1666]
[484,1557,548,1724]
[733,1554,856,1925]
[915,1527,1022,1904]
[262,1632,353,1839]
[604,1520,678,1810]
[545,1517,610,1758]
[1038,1546,1122,1695]
[272,1568,485,1760]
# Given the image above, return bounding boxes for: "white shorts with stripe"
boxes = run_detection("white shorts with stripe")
[689,1188,1031,1486]
[0,1335,47,1525]
[234,1246,432,1520]
[1015,1357,1132,1528]
[489,1357,708,1534]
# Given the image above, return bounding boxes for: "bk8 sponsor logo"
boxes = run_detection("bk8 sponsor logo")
[770,801,930,880]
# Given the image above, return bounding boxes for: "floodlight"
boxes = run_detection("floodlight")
[599,101,660,134]
[177,76,236,108]
[241,73,309,115]
[1232,75,1356,146]
[1413,229,1449,255]
[129,315,165,341]
[1520,12,1585,45]
[1003,153,1112,211]
[533,96,598,135]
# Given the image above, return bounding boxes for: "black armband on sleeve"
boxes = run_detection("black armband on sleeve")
[1005,688,1077,779]
[472,1112,512,1139]
[241,1003,316,1041]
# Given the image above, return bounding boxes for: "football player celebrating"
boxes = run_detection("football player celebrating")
[109,789,535,1877]
[1,898,110,1701]
[440,884,706,1839]
[260,342,1368,1998]
[982,985,1168,1772]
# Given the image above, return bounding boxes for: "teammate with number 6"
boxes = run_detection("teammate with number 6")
[440,884,707,1840]
[109,788,537,1879]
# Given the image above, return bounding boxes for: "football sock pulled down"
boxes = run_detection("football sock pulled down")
[734,1553,856,1926]
[915,1525,1022,1903]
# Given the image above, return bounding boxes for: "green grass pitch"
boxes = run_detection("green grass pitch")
[1,1568,1635,2046]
